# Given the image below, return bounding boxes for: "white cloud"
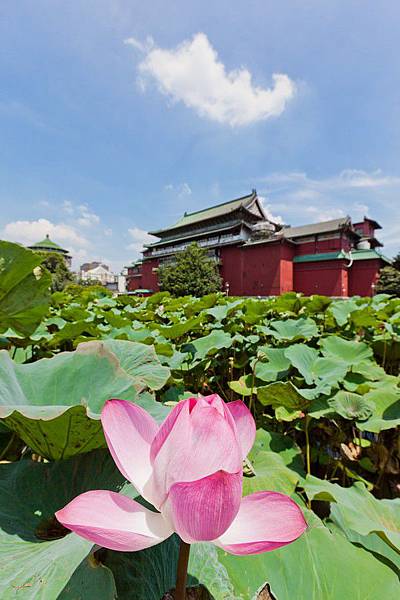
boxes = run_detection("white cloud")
[129,33,296,126]
[1,218,89,248]
[260,169,400,192]
[60,200,100,227]
[127,227,156,254]
[337,169,400,189]
[258,195,283,224]
[124,35,154,53]
[304,206,346,222]
[68,247,88,263]
[77,204,100,227]
[256,168,400,226]
[62,200,74,215]
[164,182,192,197]
[380,222,400,253]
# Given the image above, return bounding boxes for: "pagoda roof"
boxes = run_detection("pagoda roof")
[354,217,382,230]
[145,220,250,249]
[283,217,355,239]
[149,190,265,236]
[29,234,69,253]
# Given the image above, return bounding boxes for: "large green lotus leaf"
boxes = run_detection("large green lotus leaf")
[260,317,318,341]
[0,240,52,337]
[284,344,318,384]
[328,390,375,420]
[183,293,219,316]
[328,299,359,326]
[300,294,331,314]
[0,450,126,600]
[243,429,302,495]
[0,340,170,459]
[351,360,387,380]
[320,335,373,364]
[303,476,400,553]
[328,522,400,574]
[350,306,380,329]
[270,292,303,315]
[228,375,253,397]
[105,509,399,600]
[357,385,400,432]
[206,299,243,322]
[156,315,204,340]
[212,509,399,600]
[188,330,233,360]
[257,381,309,411]
[249,428,304,474]
[242,300,270,325]
[284,343,347,387]
[254,348,290,382]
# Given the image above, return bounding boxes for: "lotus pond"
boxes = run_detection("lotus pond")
[0,240,399,599]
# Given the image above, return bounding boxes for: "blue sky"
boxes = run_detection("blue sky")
[1,1,399,270]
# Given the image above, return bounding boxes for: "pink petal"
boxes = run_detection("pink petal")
[162,470,242,543]
[214,491,307,555]
[202,393,226,416]
[151,398,242,504]
[150,398,192,463]
[226,401,256,458]
[55,490,173,552]
[101,399,158,502]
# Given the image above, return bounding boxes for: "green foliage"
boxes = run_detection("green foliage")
[1,270,400,598]
[158,242,222,297]
[392,251,400,271]
[35,251,75,292]
[0,240,51,336]
[64,282,112,298]
[0,339,170,459]
[376,265,400,296]
[0,450,126,599]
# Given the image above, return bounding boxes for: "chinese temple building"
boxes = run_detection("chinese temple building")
[28,234,72,268]
[126,190,390,297]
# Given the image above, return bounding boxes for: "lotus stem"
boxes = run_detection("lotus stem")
[175,539,191,600]
[305,415,312,509]
[305,415,311,476]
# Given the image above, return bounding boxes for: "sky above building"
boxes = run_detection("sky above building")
[1,1,399,271]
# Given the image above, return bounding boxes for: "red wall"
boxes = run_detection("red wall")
[295,234,351,256]
[221,241,295,296]
[137,245,382,298]
[220,246,244,295]
[141,259,160,291]
[353,221,375,237]
[126,273,142,291]
[348,259,382,296]
[294,260,348,296]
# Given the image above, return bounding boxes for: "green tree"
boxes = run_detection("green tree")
[391,252,400,271]
[36,252,75,292]
[376,266,400,297]
[158,242,222,297]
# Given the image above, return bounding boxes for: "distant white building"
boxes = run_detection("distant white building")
[80,262,115,285]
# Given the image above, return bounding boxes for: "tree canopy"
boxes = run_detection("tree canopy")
[158,243,222,297]
[36,252,75,292]
[376,265,400,296]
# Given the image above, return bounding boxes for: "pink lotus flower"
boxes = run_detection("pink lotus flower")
[56,395,306,555]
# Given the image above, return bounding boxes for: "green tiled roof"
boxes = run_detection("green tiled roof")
[29,235,68,253]
[284,217,352,239]
[146,221,246,248]
[149,191,259,236]
[294,249,391,264]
